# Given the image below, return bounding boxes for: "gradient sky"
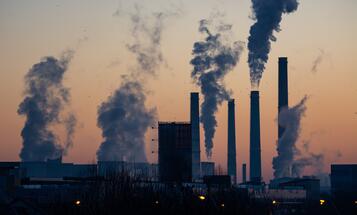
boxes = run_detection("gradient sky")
[0,0,356,181]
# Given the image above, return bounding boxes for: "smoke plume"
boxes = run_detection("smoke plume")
[97,79,156,162]
[311,49,325,73]
[97,8,173,162]
[190,16,244,159]
[291,151,324,178]
[248,0,299,88]
[18,50,76,161]
[272,96,307,178]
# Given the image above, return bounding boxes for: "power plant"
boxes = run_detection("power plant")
[250,90,262,183]
[227,99,237,184]
[3,56,355,214]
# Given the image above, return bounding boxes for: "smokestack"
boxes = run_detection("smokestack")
[278,57,289,140]
[227,99,237,184]
[250,91,262,182]
[242,163,247,183]
[191,92,201,180]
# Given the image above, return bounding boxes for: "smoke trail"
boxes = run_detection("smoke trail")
[248,0,299,88]
[311,49,325,73]
[190,16,244,159]
[18,50,76,161]
[291,152,324,177]
[63,113,77,154]
[272,96,307,178]
[97,8,173,162]
[127,8,166,77]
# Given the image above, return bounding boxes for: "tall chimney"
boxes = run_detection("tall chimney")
[191,92,201,180]
[250,91,262,182]
[227,99,237,184]
[278,57,288,139]
[242,163,247,183]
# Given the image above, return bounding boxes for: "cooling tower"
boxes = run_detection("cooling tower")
[250,91,262,182]
[278,57,289,139]
[190,92,201,180]
[227,99,237,184]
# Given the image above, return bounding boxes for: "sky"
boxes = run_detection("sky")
[0,0,356,181]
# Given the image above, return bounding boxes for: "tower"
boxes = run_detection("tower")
[250,91,262,182]
[227,99,237,184]
[191,92,201,180]
[278,57,289,139]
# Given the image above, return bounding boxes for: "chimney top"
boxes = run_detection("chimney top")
[279,57,288,62]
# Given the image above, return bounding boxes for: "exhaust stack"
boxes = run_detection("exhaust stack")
[191,92,201,180]
[242,163,247,183]
[250,91,262,182]
[278,57,289,139]
[227,99,237,184]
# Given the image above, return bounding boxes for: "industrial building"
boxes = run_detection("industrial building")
[269,177,320,200]
[331,164,357,199]
[158,122,192,182]
[201,162,215,177]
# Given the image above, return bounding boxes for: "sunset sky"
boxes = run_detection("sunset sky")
[0,0,356,181]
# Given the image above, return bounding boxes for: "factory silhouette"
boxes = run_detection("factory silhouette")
[1,57,357,215]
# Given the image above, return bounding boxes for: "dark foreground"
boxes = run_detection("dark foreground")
[1,174,356,215]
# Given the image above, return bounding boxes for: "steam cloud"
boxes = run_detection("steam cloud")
[97,8,173,162]
[248,0,299,88]
[272,96,307,178]
[291,151,324,178]
[190,16,244,159]
[97,79,156,162]
[18,50,76,161]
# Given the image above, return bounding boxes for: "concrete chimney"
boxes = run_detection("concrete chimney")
[227,99,237,184]
[278,57,289,139]
[250,91,262,182]
[190,92,201,180]
[242,163,247,183]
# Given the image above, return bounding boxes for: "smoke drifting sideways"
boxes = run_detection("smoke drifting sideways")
[97,8,173,162]
[190,17,244,159]
[18,50,77,161]
[248,0,299,89]
[273,96,307,178]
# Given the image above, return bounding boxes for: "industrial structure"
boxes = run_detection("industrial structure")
[277,57,291,177]
[278,57,289,141]
[190,92,201,181]
[158,122,192,182]
[331,164,357,199]
[227,99,237,184]
[250,90,262,182]
[201,162,215,177]
[242,163,247,183]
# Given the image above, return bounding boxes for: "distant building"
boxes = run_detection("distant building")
[0,162,22,194]
[269,176,320,200]
[331,164,357,198]
[158,122,192,183]
[201,162,215,177]
[203,175,231,188]
[20,158,96,179]
[98,161,158,179]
